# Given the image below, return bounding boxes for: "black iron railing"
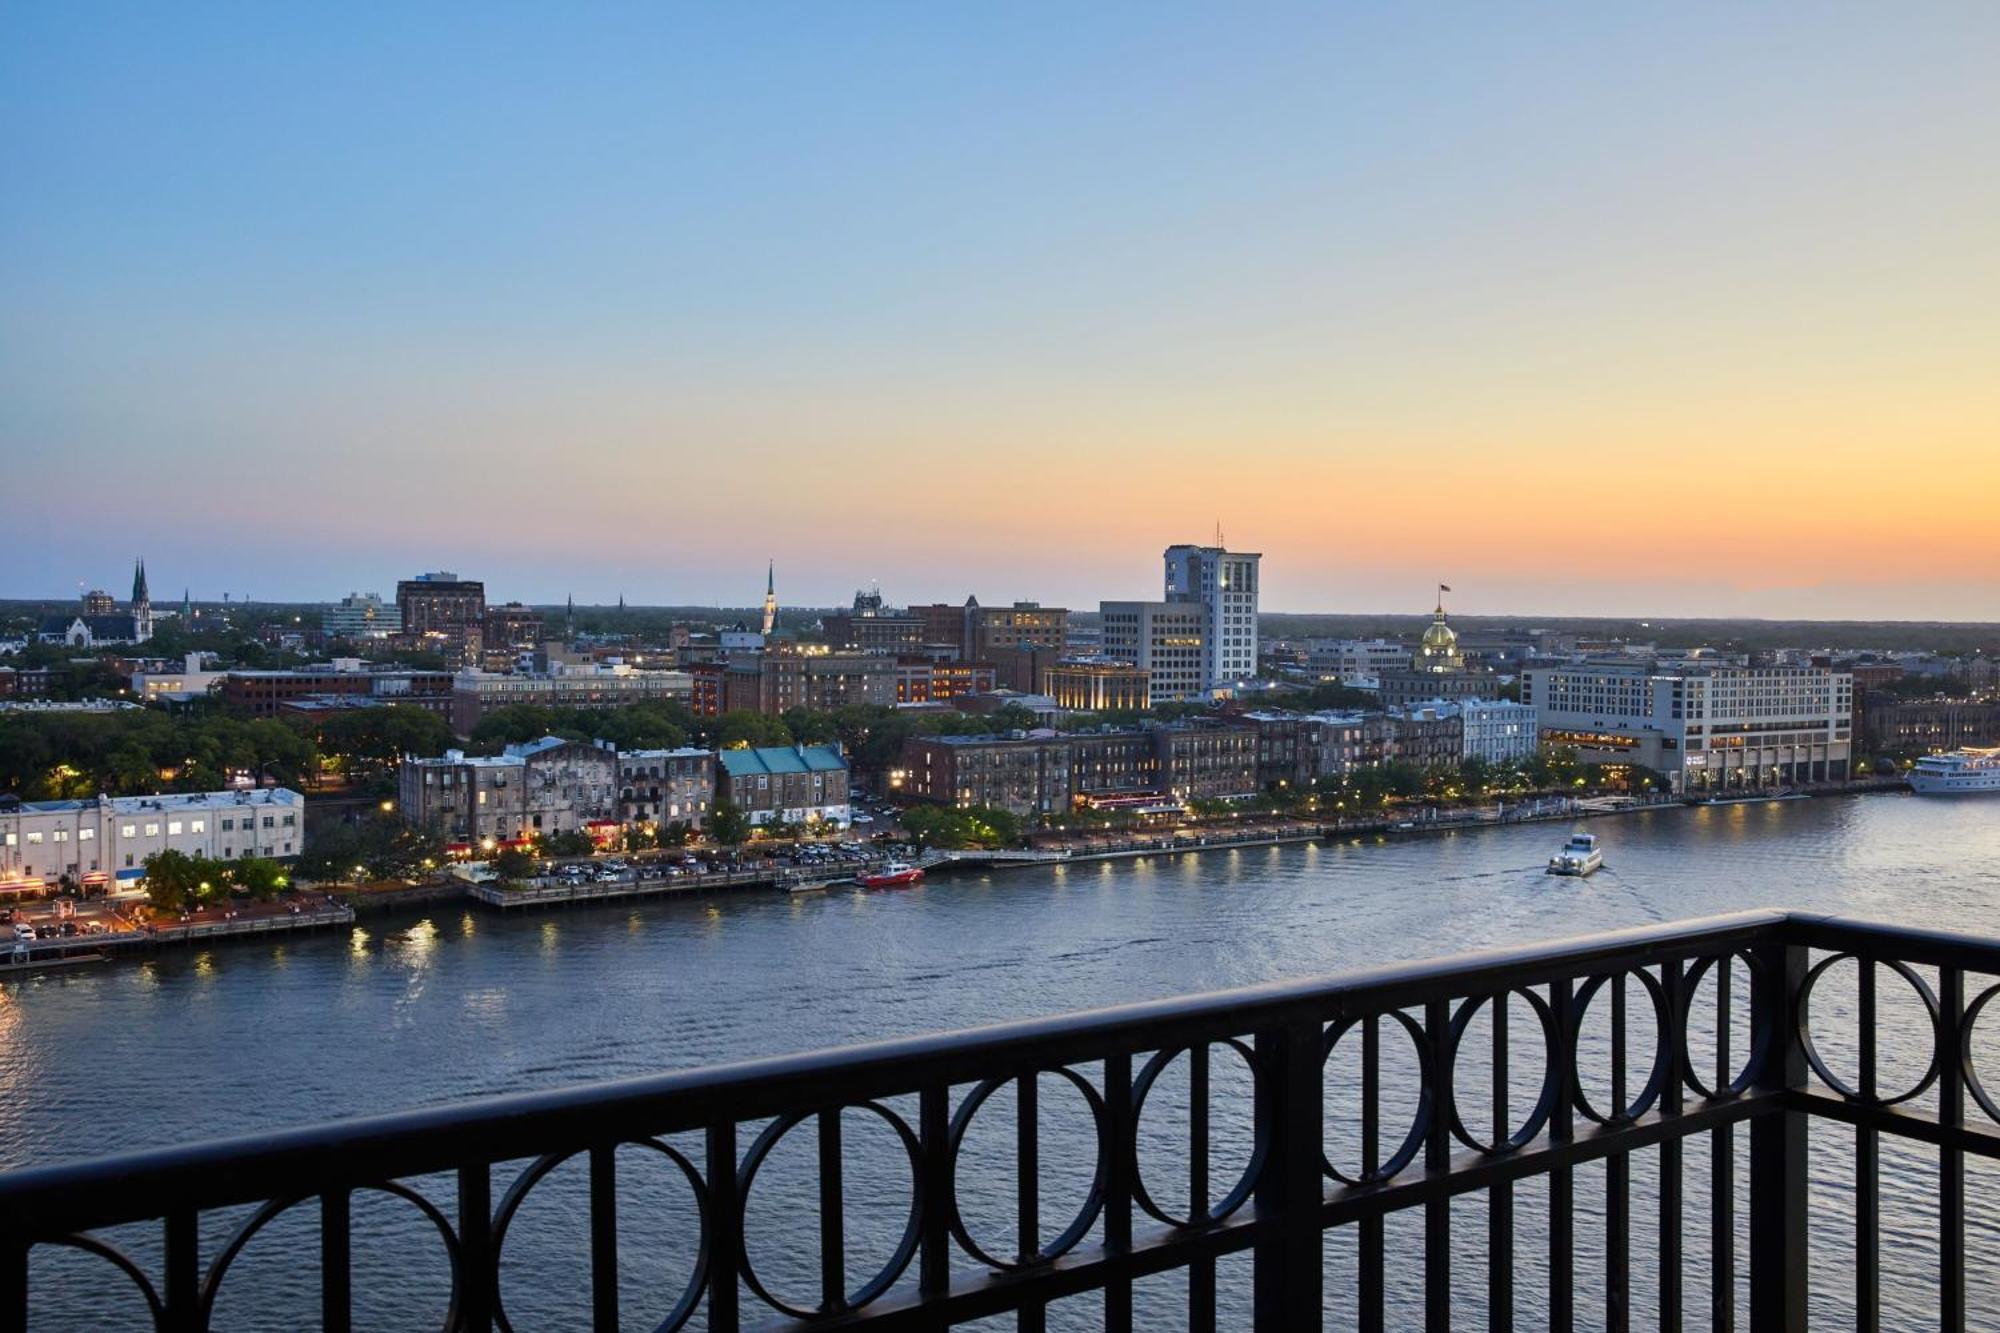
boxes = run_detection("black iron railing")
[3,907,1998,1330]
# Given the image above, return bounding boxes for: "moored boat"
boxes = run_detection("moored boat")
[1908,749,2000,795]
[1547,832,1603,877]
[858,861,925,889]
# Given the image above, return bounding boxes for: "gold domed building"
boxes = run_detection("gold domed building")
[1378,586,1493,706]
[1416,596,1465,673]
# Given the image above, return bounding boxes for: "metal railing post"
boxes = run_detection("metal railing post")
[1252,1017,1322,1332]
[1748,940,1807,1332]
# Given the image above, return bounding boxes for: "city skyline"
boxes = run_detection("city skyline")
[5,6,1999,620]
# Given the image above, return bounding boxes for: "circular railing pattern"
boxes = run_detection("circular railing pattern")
[492,1139,708,1333]
[946,1068,1106,1270]
[1958,980,2000,1126]
[1321,1010,1431,1186]
[1446,987,1560,1155]
[1678,951,1765,1100]
[1131,1041,1267,1229]
[1570,969,1670,1125]
[48,943,2000,1330]
[202,1181,462,1333]
[1795,953,1942,1107]
[737,1102,921,1321]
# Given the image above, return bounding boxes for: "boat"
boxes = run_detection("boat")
[858,861,925,889]
[1546,832,1603,877]
[1908,748,2000,795]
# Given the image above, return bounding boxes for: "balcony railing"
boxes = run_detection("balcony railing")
[2,907,1996,1330]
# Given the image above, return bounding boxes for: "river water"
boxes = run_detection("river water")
[5,792,1999,1329]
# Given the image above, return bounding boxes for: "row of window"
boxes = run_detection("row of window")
[5,813,292,846]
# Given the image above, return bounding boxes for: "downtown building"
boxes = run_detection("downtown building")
[908,599,1070,691]
[715,745,852,828]
[1,788,306,892]
[1041,659,1152,713]
[1304,638,1411,684]
[616,748,716,829]
[1523,661,1852,793]
[1162,544,1261,690]
[899,722,1260,819]
[1098,602,1207,703]
[396,572,486,666]
[449,664,693,735]
[223,663,456,718]
[687,648,896,717]
[323,592,401,640]
[397,737,620,851]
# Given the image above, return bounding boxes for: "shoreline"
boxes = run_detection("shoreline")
[0,781,1914,965]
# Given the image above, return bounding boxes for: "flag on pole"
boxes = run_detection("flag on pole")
[1440,584,1452,593]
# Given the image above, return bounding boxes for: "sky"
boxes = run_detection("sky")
[3,5,1998,620]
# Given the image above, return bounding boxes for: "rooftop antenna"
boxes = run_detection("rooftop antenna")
[1214,518,1225,548]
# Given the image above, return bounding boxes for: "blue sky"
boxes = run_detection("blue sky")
[5,5,1998,618]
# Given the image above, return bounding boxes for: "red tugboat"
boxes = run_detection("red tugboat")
[858,860,924,889]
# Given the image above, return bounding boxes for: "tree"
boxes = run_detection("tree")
[657,820,692,849]
[538,829,596,859]
[232,856,288,901]
[716,711,793,750]
[141,849,230,912]
[709,798,751,846]
[900,804,1020,849]
[493,847,540,881]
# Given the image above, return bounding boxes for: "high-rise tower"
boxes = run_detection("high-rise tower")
[1162,541,1260,689]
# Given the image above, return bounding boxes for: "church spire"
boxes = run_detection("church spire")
[131,559,150,607]
[761,560,777,636]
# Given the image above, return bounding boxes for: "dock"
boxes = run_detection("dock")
[0,902,355,976]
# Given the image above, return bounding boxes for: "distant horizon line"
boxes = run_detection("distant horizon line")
[3,595,1997,631]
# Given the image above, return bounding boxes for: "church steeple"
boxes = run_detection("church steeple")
[761,560,777,636]
[181,587,192,620]
[130,559,154,643]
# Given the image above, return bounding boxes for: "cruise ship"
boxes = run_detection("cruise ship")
[1908,749,2000,795]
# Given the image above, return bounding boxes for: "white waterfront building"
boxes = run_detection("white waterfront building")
[1450,697,1541,765]
[0,788,306,892]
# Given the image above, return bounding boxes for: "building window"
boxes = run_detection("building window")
[79,828,95,841]
[190,820,205,834]
[145,823,159,836]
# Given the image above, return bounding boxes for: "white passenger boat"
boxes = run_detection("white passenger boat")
[1546,832,1603,877]
[1908,749,2000,795]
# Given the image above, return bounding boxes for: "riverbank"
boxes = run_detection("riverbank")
[0,898,355,977]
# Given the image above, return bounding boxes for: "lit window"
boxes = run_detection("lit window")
[145,823,159,836]
[168,821,183,836]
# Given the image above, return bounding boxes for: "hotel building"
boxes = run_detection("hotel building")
[1523,661,1852,792]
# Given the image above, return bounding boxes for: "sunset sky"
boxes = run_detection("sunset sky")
[4,6,1997,619]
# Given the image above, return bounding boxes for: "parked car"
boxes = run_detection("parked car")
[12,924,35,942]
